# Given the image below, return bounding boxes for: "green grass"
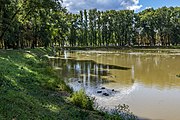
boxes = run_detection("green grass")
[0,48,126,120]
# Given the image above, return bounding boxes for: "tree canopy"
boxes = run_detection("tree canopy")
[0,1,179,49]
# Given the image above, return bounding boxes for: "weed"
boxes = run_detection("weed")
[68,90,94,110]
[176,74,180,78]
[110,104,137,120]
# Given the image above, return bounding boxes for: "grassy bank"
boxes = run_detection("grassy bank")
[0,48,128,120]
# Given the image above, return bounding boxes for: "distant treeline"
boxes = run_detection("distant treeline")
[0,0,179,49]
[69,7,180,47]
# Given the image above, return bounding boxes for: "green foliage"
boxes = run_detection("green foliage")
[110,104,137,120]
[95,104,137,120]
[65,7,180,47]
[0,0,67,49]
[176,74,180,78]
[0,1,179,49]
[68,90,94,110]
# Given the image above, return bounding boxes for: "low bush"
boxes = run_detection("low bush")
[110,104,137,120]
[68,90,94,110]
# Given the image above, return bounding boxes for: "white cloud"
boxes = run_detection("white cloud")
[62,0,142,13]
[145,6,152,9]
[127,4,143,10]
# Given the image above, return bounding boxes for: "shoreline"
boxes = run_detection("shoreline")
[58,46,180,51]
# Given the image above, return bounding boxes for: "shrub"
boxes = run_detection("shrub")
[176,74,180,78]
[68,90,94,110]
[110,104,137,120]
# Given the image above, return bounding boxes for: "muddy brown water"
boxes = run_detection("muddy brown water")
[50,49,180,120]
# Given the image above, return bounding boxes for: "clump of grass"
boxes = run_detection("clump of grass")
[110,104,137,120]
[68,90,94,110]
[95,104,137,120]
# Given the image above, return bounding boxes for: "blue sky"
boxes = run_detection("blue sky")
[139,0,180,12]
[62,0,180,13]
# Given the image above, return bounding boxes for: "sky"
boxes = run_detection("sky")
[62,0,180,13]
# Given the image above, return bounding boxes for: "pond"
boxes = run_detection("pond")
[50,49,180,120]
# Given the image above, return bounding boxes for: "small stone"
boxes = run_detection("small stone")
[97,90,102,93]
[102,93,109,96]
[112,89,114,91]
[110,75,116,78]
[101,87,105,89]
[78,81,81,83]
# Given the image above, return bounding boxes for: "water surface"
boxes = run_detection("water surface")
[50,49,180,120]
